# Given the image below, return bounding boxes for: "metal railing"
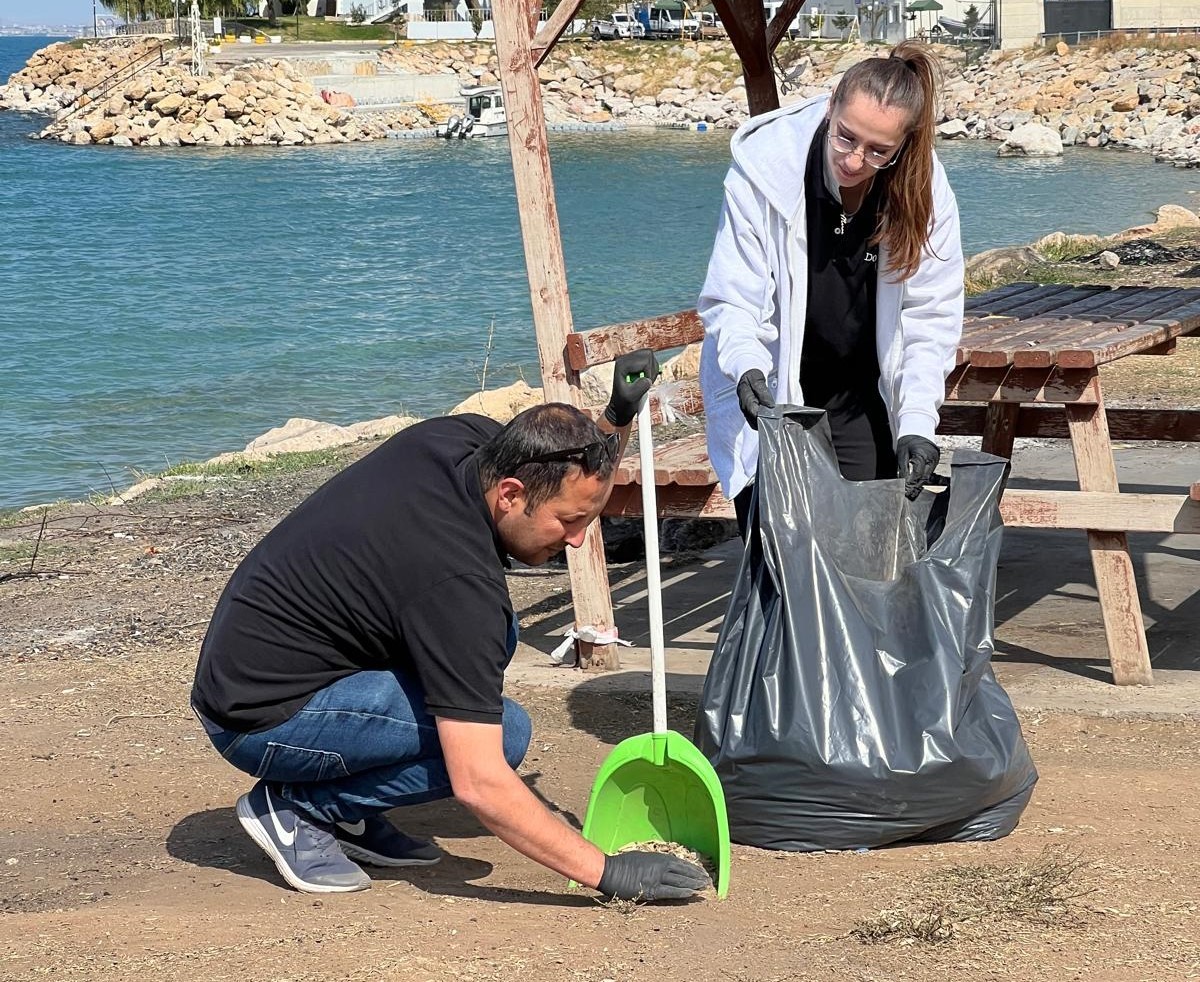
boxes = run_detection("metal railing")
[1039,25,1200,44]
[116,17,188,39]
[55,40,177,124]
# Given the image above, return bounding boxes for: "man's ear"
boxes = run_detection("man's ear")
[494,476,527,516]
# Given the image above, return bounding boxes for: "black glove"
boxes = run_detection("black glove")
[597,851,710,901]
[736,369,775,429]
[896,435,940,500]
[604,348,660,428]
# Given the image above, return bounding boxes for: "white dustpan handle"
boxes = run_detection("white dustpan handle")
[637,400,667,736]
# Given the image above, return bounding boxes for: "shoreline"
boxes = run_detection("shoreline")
[1,36,1197,164]
[5,205,1200,518]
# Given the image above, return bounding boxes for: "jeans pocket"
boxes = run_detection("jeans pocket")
[254,741,351,783]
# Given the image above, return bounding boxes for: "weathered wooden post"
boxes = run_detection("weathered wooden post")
[492,0,622,669]
[491,0,799,669]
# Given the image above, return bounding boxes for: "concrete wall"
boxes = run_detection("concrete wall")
[998,0,1044,47]
[308,72,463,104]
[1114,0,1200,27]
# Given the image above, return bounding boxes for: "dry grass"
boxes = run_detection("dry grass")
[851,848,1092,946]
[1083,30,1200,53]
[615,839,719,898]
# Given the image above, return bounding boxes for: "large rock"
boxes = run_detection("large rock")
[449,380,544,422]
[997,122,1063,157]
[154,92,185,117]
[243,417,358,456]
[936,119,969,139]
[87,117,116,141]
[346,414,420,440]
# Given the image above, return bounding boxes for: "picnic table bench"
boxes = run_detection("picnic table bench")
[567,282,1200,686]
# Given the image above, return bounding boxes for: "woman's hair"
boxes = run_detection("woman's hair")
[830,41,944,280]
[476,402,614,512]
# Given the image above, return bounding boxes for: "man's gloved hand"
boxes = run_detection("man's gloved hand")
[597,850,711,901]
[736,369,775,429]
[896,435,940,500]
[604,348,660,428]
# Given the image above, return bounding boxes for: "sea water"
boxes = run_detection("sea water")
[2,35,1197,507]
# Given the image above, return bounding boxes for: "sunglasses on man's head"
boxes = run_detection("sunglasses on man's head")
[516,431,621,475]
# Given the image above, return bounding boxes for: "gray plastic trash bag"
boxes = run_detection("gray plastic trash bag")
[695,407,1037,851]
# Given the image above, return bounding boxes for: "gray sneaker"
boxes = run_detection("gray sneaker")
[236,781,370,893]
[335,815,443,868]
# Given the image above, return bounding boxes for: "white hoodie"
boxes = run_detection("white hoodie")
[699,94,965,500]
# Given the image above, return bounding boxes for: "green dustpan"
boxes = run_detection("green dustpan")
[578,399,731,898]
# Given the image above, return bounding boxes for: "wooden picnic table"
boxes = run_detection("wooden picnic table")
[587,282,1200,686]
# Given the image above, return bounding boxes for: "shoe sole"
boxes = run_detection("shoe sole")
[338,839,443,868]
[236,794,371,894]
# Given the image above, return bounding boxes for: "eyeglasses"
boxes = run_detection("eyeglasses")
[828,128,904,170]
[516,432,620,475]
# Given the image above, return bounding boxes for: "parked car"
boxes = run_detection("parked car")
[698,11,726,37]
[591,12,646,39]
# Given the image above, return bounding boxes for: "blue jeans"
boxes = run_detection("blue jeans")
[201,669,532,826]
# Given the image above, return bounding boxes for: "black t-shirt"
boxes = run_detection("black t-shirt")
[800,118,883,406]
[800,121,896,482]
[191,414,514,734]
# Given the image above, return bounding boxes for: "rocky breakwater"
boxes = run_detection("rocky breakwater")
[940,41,1200,166]
[0,37,164,114]
[382,38,754,128]
[0,39,438,147]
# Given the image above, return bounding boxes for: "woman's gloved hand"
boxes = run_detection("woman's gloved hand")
[597,850,710,901]
[896,435,940,500]
[736,370,775,429]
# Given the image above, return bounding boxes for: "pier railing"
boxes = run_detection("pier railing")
[116,17,189,40]
[55,40,178,124]
[1039,24,1200,44]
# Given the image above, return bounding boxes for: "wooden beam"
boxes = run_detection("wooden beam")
[566,309,704,370]
[939,405,1200,442]
[981,403,1019,458]
[766,0,806,51]
[531,0,586,67]
[605,482,1200,534]
[944,365,1101,404]
[1000,490,1200,533]
[493,0,618,670]
[1066,400,1153,686]
[711,0,778,116]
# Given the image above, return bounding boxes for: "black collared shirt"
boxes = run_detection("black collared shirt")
[192,415,516,733]
[800,119,883,407]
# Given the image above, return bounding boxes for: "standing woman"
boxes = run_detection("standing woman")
[699,42,964,533]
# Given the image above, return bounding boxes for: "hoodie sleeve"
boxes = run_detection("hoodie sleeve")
[893,160,965,441]
[698,161,780,386]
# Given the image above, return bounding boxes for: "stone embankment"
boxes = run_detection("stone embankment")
[1,36,1197,164]
[940,41,1200,166]
[0,38,438,146]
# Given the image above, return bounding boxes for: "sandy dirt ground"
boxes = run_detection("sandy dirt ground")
[4,435,1200,982]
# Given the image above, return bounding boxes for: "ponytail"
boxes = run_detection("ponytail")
[831,41,943,280]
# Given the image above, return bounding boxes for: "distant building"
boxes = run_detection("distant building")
[993,0,1200,49]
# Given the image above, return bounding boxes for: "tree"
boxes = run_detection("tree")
[831,12,853,39]
[858,0,887,40]
[468,4,484,36]
[350,3,368,23]
[962,3,981,36]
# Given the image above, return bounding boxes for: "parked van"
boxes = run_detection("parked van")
[637,4,702,39]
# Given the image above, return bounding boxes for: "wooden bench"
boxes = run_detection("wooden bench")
[566,283,1200,685]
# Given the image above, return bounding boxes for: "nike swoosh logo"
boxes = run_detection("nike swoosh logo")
[338,820,366,837]
[265,787,296,846]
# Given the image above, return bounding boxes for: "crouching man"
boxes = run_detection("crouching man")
[190,350,708,902]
